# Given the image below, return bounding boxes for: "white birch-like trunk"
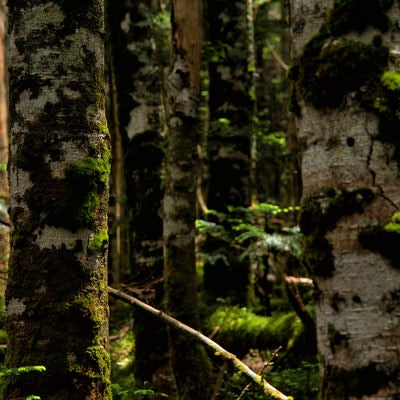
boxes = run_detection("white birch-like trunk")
[0,0,8,301]
[5,2,111,398]
[290,1,400,398]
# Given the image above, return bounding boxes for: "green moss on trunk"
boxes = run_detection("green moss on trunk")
[290,0,400,165]
[291,36,388,110]
[6,0,111,398]
[359,212,400,268]
[5,243,110,399]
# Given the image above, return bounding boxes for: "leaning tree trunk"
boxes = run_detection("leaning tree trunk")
[5,2,111,399]
[164,1,213,398]
[203,0,255,305]
[290,1,400,398]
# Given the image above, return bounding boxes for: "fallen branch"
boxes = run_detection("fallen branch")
[266,43,289,71]
[108,286,293,400]
[284,276,313,286]
[285,278,316,333]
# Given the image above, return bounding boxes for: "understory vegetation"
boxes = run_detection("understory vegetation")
[0,0,321,398]
[107,202,318,399]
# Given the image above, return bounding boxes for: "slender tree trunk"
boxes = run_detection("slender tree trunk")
[203,0,255,304]
[280,0,302,207]
[164,1,213,398]
[106,0,168,390]
[5,2,111,399]
[0,0,8,302]
[206,0,254,212]
[253,0,301,207]
[106,39,127,286]
[290,1,400,398]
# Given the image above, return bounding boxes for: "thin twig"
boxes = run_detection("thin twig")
[210,361,228,400]
[266,43,289,71]
[285,279,316,332]
[108,286,293,400]
[109,320,133,342]
[236,346,282,400]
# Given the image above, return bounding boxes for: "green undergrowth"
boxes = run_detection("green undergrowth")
[268,361,319,400]
[214,359,318,400]
[110,327,169,399]
[206,305,305,356]
[110,327,136,399]
[112,380,167,400]
[109,302,169,400]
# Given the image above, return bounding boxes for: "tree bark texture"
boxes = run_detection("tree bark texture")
[164,1,213,398]
[106,0,167,389]
[203,0,255,304]
[0,0,8,302]
[105,14,127,286]
[206,0,254,212]
[5,2,111,399]
[290,1,400,398]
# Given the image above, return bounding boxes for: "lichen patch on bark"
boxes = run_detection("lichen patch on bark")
[33,226,90,251]
[7,298,27,316]
[291,1,400,397]
[16,3,66,35]
[16,87,59,120]
[6,1,111,398]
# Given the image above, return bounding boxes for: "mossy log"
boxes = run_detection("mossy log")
[108,286,293,400]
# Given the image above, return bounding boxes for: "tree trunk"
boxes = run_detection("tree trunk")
[290,1,400,398]
[0,0,8,303]
[106,0,168,390]
[254,0,301,207]
[106,25,128,286]
[5,2,111,399]
[203,0,255,304]
[164,1,213,398]
[206,0,254,212]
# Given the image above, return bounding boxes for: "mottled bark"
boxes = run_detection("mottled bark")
[5,2,111,399]
[0,1,8,302]
[290,1,400,398]
[207,0,254,211]
[106,0,167,389]
[203,0,254,304]
[164,1,213,399]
